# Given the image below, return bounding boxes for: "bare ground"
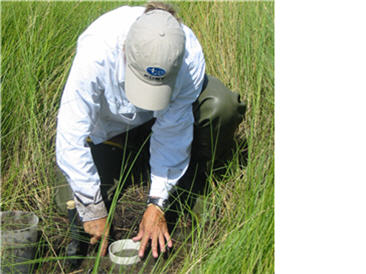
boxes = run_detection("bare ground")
[60,185,195,274]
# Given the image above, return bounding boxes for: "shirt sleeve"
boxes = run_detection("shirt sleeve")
[149,29,206,200]
[56,42,108,222]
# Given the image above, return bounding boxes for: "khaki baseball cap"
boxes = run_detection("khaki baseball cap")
[125,9,186,111]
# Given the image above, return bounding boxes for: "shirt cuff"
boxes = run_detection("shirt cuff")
[74,197,108,222]
[149,174,170,200]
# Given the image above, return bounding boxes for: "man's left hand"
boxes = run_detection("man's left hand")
[132,204,173,258]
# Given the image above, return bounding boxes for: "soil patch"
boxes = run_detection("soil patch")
[73,185,195,273]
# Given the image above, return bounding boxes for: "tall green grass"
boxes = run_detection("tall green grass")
[1,1,274,273]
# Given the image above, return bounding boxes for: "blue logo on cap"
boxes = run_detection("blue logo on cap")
[146,67,166,77]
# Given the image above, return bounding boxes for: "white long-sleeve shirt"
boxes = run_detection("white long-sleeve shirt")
[56,6,205,221]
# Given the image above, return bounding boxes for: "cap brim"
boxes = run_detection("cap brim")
[125,65,173,111]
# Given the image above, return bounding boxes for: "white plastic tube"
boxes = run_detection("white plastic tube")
[109,239,141,265]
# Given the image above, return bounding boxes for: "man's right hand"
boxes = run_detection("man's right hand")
[83,217,109,256]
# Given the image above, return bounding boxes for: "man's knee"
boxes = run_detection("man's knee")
[192,75,246,161]
[194,75,246,129]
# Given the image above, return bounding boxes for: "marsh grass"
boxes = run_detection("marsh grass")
[1,1,274,273]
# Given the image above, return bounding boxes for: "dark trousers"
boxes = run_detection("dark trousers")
[55,75,246,228]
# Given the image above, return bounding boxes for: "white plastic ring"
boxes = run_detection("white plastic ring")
[108,239,141,265]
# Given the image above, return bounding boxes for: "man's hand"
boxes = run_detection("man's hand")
[132,204,173,258]
[83,217,110,256]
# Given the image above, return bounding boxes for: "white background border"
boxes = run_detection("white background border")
[276,0,366,273]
